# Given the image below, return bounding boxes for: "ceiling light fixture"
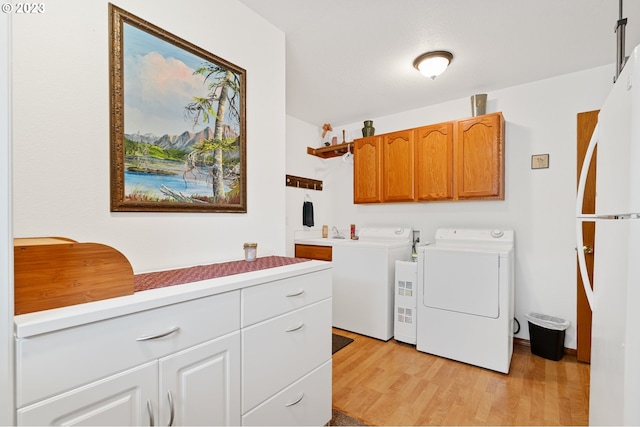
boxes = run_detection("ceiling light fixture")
[413,51,453,80]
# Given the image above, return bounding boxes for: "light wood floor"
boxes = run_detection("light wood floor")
[332,329,590,426]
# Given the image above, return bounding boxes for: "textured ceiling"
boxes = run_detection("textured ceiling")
[238,0,640,127]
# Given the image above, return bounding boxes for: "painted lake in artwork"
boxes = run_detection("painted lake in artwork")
[125,169,214,199]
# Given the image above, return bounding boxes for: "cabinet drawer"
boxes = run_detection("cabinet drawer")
[242,298,331,412]
[17,291,240,407]
[295,244,332,261]
[241,269,331,327]
[242,360,332,426]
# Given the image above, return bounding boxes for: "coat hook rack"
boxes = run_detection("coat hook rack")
[285,174,323,191]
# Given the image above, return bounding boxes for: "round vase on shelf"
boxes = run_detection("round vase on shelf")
[362,120,375,137]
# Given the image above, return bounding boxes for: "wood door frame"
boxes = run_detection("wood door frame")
[576,110,598,363]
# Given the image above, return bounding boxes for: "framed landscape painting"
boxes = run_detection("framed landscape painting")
[109,4,246,212]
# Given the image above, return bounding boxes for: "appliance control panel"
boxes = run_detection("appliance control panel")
[358,227,413,241]
[434,228,514,246]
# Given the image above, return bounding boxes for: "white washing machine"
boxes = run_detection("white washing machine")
[332,227,412,341]
[417,228,515,373]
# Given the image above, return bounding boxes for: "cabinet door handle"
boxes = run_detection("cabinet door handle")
[285,322,304,332]
[136,326,180,341]
[146,399,155,426]
[167,390,175,427]
[285,393,305,407]
[286,289,305,297]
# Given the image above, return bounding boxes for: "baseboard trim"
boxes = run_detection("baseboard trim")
[514,337,577,357]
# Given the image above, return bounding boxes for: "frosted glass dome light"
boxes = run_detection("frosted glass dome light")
[413,51,453,80]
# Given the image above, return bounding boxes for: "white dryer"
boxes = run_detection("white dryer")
[416,228,515,373]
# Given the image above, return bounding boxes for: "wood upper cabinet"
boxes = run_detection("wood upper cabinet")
[352,112,504,204]
[455,112,504,200]
[415,122,454,201]
[353,136,382,203]
[382,130,415,202]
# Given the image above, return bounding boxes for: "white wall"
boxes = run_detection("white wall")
[11,0,286,273]
[284,116,336,255]
[1,11,14,426]
[286,65,613,348]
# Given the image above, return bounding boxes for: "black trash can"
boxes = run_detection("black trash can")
[525,313,570,361]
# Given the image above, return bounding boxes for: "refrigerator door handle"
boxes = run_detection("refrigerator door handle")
[576,124,598,310]
[576,219,595,310]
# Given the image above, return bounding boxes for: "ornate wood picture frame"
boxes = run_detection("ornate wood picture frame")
[109,4,246,212]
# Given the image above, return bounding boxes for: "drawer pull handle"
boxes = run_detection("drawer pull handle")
[285,322,304,332]
[147,399,155,426]
[286,289,305,297]
[285,393,305,407]
[136,326,180,341]
[167,390,175,427]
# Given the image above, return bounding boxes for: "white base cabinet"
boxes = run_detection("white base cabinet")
[18,332,240,427]
[241,269,332,425]
[15,263,332,426]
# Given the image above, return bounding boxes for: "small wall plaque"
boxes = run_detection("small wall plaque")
[531,154,549,169]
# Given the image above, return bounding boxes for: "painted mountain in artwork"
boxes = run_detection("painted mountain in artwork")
[125,125,238,151]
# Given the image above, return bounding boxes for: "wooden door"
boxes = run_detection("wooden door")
[382,130,414,202]
[415,122,454,201]
[576,110,598,363]
[455,113,504,200]
[353,136,382,203]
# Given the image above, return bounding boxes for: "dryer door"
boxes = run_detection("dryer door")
[423,248,500,318]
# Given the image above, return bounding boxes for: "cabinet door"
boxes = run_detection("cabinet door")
[415,122,454,200]
[382,130,415,202]
[455,113,504,199]
[353,136,382,203]
[17,361,157,426]
[159,332,241,426]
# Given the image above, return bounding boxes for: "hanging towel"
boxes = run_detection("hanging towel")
[302,201,314,227]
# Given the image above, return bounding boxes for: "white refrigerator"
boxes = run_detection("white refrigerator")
[576,43,640,425]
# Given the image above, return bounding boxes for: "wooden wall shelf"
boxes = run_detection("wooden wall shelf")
[307,142,353,159]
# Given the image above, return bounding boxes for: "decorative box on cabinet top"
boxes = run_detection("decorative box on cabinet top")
[13,237,134,315]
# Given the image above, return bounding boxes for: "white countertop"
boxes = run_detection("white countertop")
[14,260,331,338]
[294,237,353,247]
[295,236,413,249]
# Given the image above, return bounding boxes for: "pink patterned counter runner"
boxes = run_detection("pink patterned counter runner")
[134,256,311,292]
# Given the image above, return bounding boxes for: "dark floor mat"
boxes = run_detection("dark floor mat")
[332,333,354,354]
[329,408,367,426]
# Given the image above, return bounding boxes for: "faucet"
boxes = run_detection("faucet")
[332,226,345,239]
